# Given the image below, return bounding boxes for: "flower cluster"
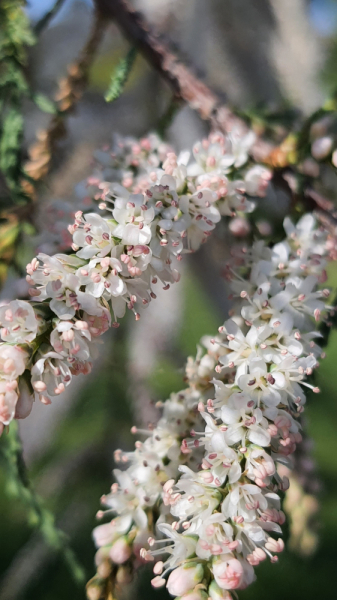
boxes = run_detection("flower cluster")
[86,332,230,597]
[0,130,271,433]
[88,214,333,600]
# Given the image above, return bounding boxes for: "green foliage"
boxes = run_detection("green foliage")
[105,47,137,103]
[32,93,58,115]
[0,0,35,206]
[0,422,85,585]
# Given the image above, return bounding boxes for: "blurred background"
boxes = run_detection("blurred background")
[1,0,337,599]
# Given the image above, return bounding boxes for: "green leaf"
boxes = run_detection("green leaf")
[33,92,58,114]
[0,107,23,183]
[104,47,137,103]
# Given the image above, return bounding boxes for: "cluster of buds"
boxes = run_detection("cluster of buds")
[88,214,334,600]
[0,130,271,433]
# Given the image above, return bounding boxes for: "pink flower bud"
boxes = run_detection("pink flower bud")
[109,537,132,564]
[93,522,116,548]
[229,218,251,238]
[167,563,204,597]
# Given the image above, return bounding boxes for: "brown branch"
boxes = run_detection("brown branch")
[94,0,257,135]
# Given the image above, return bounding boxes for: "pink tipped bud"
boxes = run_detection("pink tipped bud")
[167,563,204,597]
[265,537,284,553]
[213,557,244,590]
[109,537,132,564]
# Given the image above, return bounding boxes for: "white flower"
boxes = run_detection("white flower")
[226,129,256,168]
[156,524,197,571]
[188,134,234,177]
[31,350,72,401]
[269,275,326,328]
[219,396,271,447]
[218,180,255,217]
[221,483,268,522]
[283,214,327,256]
[73,212,116,259]
[0,344,28,381]
[245,446,275,486]
[170,466,221,523]
[202,431,242,486]
[237,357,285,409]
[103,470,149,530]
[244,165,271,197]
[113,193,154,246]
[50,320,92,363]
[0,300,38,344]
[195,513,236,559]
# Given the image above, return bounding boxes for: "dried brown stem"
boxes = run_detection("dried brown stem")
[22,11,106,199]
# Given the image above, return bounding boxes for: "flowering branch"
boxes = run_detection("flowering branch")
[88,213,335,599]
[0,128,271,433]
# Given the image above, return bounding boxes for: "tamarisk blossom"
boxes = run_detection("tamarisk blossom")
[87,213,334,600]
[0,130,271,432]
[86,331,233,597]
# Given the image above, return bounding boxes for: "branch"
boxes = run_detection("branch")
[94,0,253,135]
[34,0,67,35]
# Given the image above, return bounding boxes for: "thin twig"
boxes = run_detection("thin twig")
[34,0,67,35]
[22,10,107,199]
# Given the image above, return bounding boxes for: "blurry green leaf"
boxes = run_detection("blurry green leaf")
[105,47,137,103]
[0,108,23,176]
[21,221,36,236]
[0,1,36,207]
[33,93,58,115]
[0,422,86,585]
